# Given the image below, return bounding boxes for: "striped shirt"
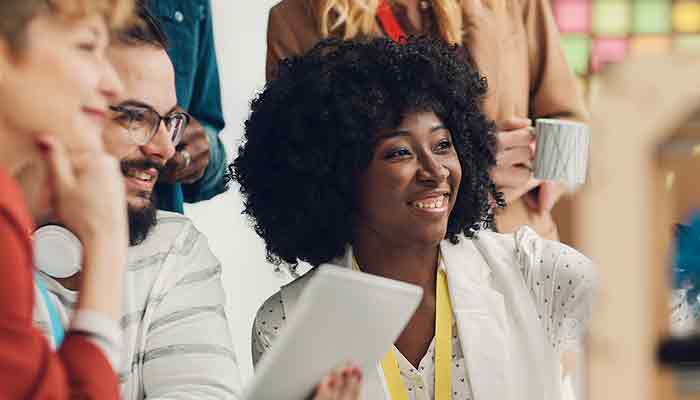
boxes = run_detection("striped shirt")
[33,211,241,399]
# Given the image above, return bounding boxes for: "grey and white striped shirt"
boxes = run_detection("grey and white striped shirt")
[33,211,241,399]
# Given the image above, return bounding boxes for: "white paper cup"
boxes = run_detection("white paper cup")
[533,118,590,186]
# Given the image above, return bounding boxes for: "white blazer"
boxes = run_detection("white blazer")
[254,227,596,400]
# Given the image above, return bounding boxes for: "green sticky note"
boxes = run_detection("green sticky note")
[675,35,700,52]
[561,35,591,75]
[632,0,672,34]
[593,0,631,36]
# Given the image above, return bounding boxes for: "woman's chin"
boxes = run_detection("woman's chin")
[411,227,449,247]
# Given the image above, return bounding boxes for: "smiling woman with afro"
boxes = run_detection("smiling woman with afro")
[238,36,596,400]
[233,36,502,267]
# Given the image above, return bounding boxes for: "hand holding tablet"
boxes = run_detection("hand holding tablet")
[245,265,423,400]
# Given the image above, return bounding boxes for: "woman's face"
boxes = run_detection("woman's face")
[357,110,462,247]
[0,13,123,154]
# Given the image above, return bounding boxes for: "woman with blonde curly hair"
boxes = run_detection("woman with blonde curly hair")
[0,1,134,398]
[266,0,588,242]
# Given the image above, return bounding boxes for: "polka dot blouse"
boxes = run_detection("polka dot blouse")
[252,227,595,400]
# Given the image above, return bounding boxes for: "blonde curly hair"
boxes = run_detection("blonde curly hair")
[0,0,134,50]
[315,0,464,44]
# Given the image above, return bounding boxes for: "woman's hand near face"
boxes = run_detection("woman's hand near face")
[36,135,127,320]
[309,364,363,400]
[36,135,127,240]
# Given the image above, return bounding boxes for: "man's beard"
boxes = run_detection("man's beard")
[122,158,162,246]
[128,195,157,246]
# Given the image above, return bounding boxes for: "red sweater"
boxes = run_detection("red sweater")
[0,167,119,399]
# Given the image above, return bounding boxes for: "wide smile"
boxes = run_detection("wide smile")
[408,193,450,215]
[125,168,159,192]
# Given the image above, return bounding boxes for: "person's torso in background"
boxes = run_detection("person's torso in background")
[149,0,209,110]
[267,0,537,121]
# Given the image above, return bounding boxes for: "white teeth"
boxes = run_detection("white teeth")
[414,196,445,209]
[130,171,152,181]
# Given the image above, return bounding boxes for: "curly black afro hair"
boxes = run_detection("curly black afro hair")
[232,36,503,267]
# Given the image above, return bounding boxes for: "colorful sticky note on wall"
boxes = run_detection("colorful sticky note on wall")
[675,34,700,52]
[553,0,592,33]
[593,0,631,36]
[561,35,591,75]
[591,38,628,72]
[628,36,672,56]
[633,0,672,34]
[673,0,700,33]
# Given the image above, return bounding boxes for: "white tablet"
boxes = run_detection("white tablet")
[244,264,423,400]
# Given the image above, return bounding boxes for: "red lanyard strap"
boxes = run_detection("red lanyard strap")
[376,0,406,43]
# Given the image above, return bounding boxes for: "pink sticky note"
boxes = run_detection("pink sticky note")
[553,0,592,33]
[591,38,628,72]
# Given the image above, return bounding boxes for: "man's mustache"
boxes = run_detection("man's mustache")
[120,159,165,176]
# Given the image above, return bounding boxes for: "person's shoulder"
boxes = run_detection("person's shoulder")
[513,226,596,284]
[253,290,287,344]
[131,211,197,252]
[256,290,284,320]
[256,268,317,321]
[469,226,594,273]
[465,228,517,254]
[513,226,590,261]
[152,210,195,234]
[155,209,191,224]
[156,210,206,247]
[270,0,313,14]
[269,0,316,25]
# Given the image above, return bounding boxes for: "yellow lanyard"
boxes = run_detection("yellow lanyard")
[352,255,453,400]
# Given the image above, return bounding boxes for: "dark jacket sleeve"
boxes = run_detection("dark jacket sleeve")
[182,0,228,202]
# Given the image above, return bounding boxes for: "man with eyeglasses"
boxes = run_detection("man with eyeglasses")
[32,4,241,399]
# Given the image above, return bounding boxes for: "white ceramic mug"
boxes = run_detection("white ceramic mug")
[533,118,590,186]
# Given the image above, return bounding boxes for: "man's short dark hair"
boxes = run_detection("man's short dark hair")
[114,0,168,49]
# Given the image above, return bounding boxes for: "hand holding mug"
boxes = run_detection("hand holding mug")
[490,117,540,205]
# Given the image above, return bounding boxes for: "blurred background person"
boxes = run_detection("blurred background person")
[265,0,588,241]
[146,0,228,214]
[0,0,133,398]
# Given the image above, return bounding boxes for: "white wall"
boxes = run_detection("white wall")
[183,0,294,383]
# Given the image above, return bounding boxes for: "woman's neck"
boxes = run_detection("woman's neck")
[0,121,36,177]
[352,231,440,294]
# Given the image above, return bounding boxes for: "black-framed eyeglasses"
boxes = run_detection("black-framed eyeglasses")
[109,104,190,146]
